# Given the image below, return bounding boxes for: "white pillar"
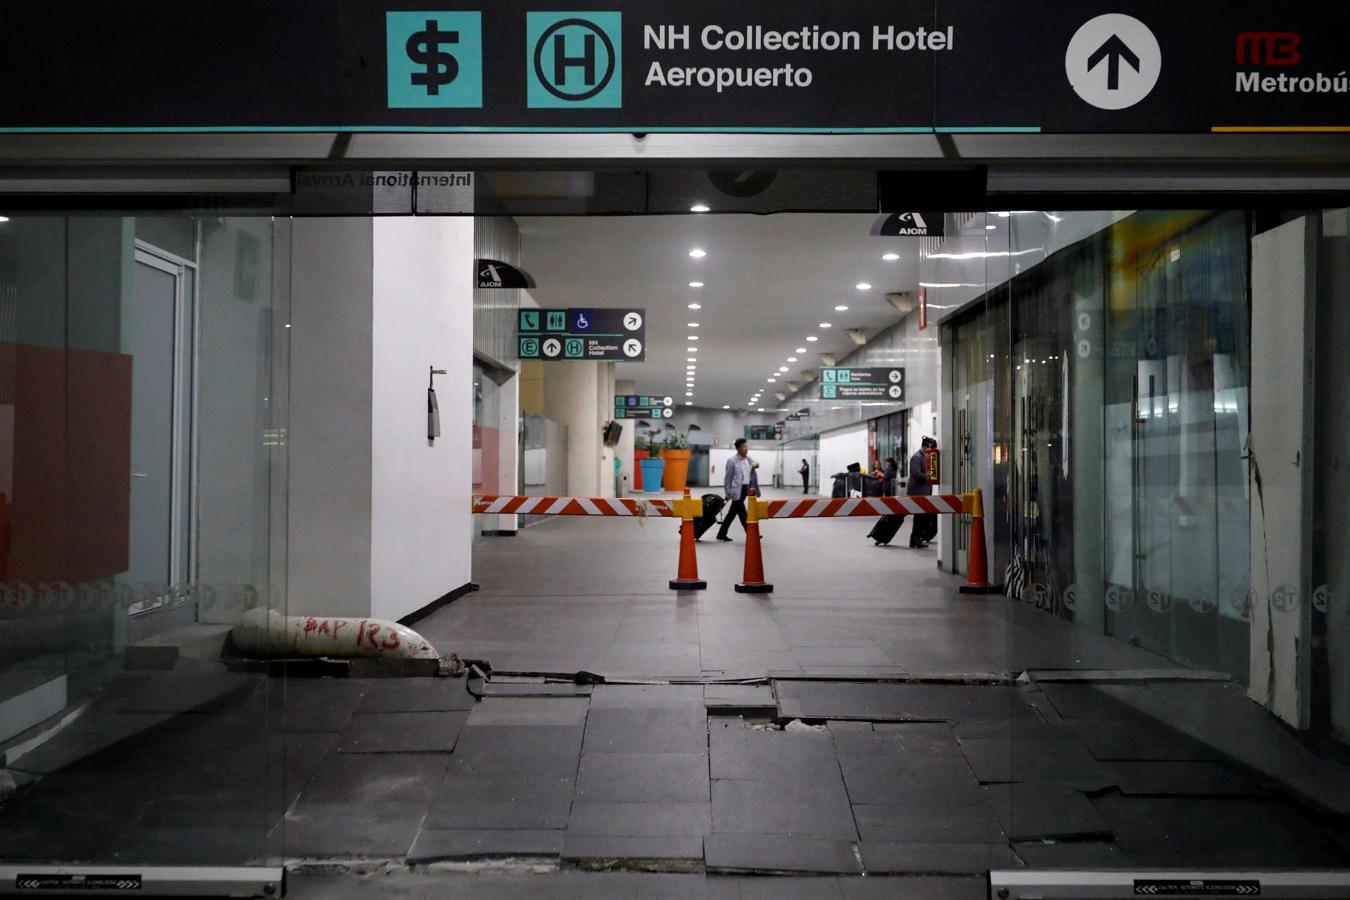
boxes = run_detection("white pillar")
[543,361,603,496]
[615,378,636,496]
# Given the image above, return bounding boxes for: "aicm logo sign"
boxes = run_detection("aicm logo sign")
[527,12,622,108]
[387,12,483,108]
[877,212,944,237]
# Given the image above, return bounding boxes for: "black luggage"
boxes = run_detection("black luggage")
[867,514,905,546]
[694,493,725,539]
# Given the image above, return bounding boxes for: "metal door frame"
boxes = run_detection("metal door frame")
[128,240,198,615]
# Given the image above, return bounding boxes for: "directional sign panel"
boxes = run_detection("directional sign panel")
[518,308,645,362]
[819,367,905,401]
[6,2,1350,134]
[615,394,674,419]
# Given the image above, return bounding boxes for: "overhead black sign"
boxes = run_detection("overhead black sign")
[875,212,945,237]
[0,2,1347,134]
[476,259,534,289]
[746,425,782,441]
[615,394,674,419]
[819,367,905,401]
[518,308,646,362]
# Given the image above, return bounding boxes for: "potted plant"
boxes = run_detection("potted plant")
[638,430,666,493]
[660,430,692,492]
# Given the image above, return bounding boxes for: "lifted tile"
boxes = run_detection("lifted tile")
[705,834,861,875]
[407,827,562,862]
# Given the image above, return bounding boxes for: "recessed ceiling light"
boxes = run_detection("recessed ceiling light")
[685,401,693,406]
[688,302,702,310]
[689,249,706,258]
[806,336,818,342]
[689,281,704,288]
[787,357,798,362]
[997,211,1011,218]
[690,203,710,213]
[882,252,899,261]
[687,347,698,352]
[855,282,871,290]
[767,378,777,383]
[795,347,807,353]
[758,408,765,412]
[687,357,697,362]
[778,367,789,372]
[986,224,997,230]
[834,305,848,311]
[687,322,700,327]
[723,405,731,410]
[688,335,699,341]
[819,322,832,328]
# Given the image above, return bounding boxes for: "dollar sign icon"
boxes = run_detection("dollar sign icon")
[406,20,459,95]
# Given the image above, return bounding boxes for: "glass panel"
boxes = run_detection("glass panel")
[0,214,287,868]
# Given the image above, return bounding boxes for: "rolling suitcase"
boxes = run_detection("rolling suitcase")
[867,514,905,546]
[694,493,725,539]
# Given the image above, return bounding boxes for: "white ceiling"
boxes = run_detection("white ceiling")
[518,214,920,411]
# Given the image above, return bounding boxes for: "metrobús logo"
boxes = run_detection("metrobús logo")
[1234,30,1350,95]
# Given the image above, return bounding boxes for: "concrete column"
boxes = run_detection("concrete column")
[599,364,616,497]
[1248,216,1316,728]
[615,378,636,497]
[543,361,604,496]
[494,371,520,533]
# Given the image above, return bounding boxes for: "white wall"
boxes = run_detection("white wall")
[287,217,475,623]
[287,218,374,619]
[817,423,869,496]
[370,217,474,622]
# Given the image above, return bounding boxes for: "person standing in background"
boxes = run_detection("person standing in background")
[907,437,938,548]
[883,457,899,497]
[799,458,810,494]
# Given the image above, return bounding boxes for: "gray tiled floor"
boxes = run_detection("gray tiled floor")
[8,490,1350,892]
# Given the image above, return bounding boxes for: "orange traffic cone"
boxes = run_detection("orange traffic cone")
[735,488,773,594]
[959,488,999,594]
[670,489,707,590]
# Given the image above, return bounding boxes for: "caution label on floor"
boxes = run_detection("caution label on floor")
[1134,879,1259,896]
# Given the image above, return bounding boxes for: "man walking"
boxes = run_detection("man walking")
[717,438,755,542]
[907,437,938,548]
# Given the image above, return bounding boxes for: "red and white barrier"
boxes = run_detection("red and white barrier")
[472,494,676,517]
[764,495,967,519]
[470,489,996,592]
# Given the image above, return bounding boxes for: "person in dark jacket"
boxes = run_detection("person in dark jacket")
[907,437,938,547]
[799,458,810,494]
[883,457,899,497]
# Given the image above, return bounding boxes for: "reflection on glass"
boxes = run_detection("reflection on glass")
[0,215,286,866]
